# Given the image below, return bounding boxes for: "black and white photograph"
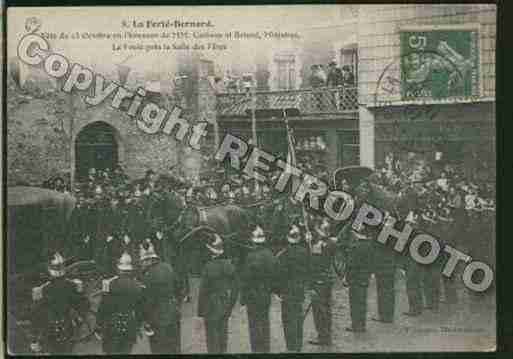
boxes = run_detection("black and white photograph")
[5,4,496,354]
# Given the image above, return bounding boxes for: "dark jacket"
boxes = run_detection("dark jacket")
[275,243,311,301]
[97,275,144,342]
[310,239,337,284]
[240,245,277,306]
[346,233,373,286]
[141,261,180,327]
[327,68,342,87]
[198,257,239,320]
[32,278,88,339]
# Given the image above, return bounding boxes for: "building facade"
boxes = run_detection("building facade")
[213,10,361,174]
[6,5,496,186]
[6,53,213,186]
[357,4,496,181]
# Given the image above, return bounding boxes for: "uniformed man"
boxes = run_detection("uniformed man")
[345,224,374,332]
[102,194,123,240]
[165,223,191,303]
[240,225,277,353]
[118,231,138,267]
[198,233,239,353]
[74,233,94,262]
[101,234,118,277]
[139,241,181,354]
[150,223,169,264]
[403,211,424,316]
[96,252,144,354]
[309,218,337,345]
[372,212,397,323]
[30,252,89,354]
[275,224,311,352]
[420,211,443,312]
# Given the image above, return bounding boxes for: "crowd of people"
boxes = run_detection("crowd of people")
[211,60,356,94]
[372,153,495,255]
[309,61,355,88]
[26,151,495,355]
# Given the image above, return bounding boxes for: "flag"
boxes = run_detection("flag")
[284,111,300,191]
[283,111,312,251]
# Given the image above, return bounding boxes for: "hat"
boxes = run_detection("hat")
[287,224,302,244]
[139,239,159,262]
[117,252,134,271]
[317,218,331,238]
[48,252,66,277]
[206,233,224,255]
[250,225,266,244]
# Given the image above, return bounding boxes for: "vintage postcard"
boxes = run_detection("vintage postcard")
[5,5,496,354]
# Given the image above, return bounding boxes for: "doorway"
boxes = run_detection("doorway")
[75,122,118,181]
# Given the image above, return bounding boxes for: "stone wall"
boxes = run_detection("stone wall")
[6,80,71,186]
[6,61,201,185]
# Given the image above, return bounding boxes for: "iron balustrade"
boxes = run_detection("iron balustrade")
[216,86,358,117]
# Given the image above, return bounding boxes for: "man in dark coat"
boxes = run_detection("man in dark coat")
[275,224,311,352]
[31,252,89,354]
[402,212,424,316]
[74,233,95,262]
[240,225,277,353]
[372,213,398,323]
[139,241,181,354]
[345,225,374,332]
[118,231,138,267]
[326,61,342,87]
[101,234,119,277]
[341,65,355,86]
[167,225,192,303]
[96,252,144,354]
[198,233,239,353]
[309,218,337,345]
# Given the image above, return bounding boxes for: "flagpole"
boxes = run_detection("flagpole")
[251,87,258,190]
[283,108,312,252]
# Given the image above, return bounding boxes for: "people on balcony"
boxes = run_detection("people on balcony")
[341,65,355,87]
[327,61,343,88]
[309,64,327,88]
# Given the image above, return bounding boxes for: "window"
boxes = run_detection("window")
[340,45,358,85]
[274,53,296,90]
[200,59,215,77]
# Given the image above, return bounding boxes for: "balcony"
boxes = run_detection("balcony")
[216,86,358,118]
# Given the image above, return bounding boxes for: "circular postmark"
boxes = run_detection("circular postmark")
[374,50,466,106]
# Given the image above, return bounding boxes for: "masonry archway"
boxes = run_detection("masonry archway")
[75,121,119,180]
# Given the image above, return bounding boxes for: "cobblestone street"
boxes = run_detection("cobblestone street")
[73,273,496,354]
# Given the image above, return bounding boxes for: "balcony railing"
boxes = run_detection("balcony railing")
[216,86,358,118]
